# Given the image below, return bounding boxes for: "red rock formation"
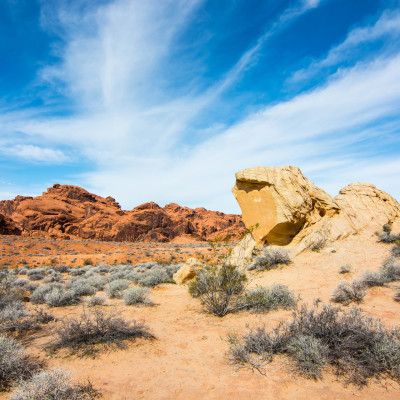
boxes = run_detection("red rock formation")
[0,213,21,235]
[0,184,244,242]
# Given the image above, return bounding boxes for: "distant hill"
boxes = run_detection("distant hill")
[0,184,244,242]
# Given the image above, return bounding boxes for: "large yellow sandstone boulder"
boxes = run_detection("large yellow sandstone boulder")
[232,166,339,246]
[231,166,400,260]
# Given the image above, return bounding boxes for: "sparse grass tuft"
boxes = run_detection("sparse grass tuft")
[311,238,327,252]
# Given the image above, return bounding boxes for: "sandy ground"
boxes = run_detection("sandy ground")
[1,226,400,399]
[0,235,224,268]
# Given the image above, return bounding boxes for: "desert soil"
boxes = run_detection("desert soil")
[1,225,400,399]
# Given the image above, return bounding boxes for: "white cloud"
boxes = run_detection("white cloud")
[3,144,69,163]
[289,9,400,83]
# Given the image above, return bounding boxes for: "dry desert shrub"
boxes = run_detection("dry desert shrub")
[0,335,44,391]
[391,244,400,258]
[44,287,81,307]
[240,284,297,313]
[189,264,247,317]
[339,264,351,274]
[9,368,100,400]
[105,279,130,298]
[227,304,400,386]
[248,248,292,271]
[332,258,400,305]
[377,224,400,244]
[123,287,152,306]
[137,268,172,287]
[47,309,154,357]
[331,281,366,305]
[86,296,106,307]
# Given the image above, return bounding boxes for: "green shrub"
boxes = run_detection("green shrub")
[189,264,247,317]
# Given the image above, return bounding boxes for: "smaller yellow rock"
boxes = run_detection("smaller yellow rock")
[173,258,203,285]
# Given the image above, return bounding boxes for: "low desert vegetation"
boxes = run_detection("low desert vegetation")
[332,256,400,305]
[0,335,44,391]
[239,284,297,313]
[248,248,292,271]
[105,279,130,298]
[47,310,154,357]
[189,264,297,317]
[394,288,400,302]
[392,244,400,258]
[189,264,248,317]
[339,264,351,274]
[377,224,400,243]
[331,280,366,305]
[228,303,400,386]
[0,276,55,333]
[123,287,152,306]
[9,368,100,400]
[86,295,106,307]
[310,238,327,252]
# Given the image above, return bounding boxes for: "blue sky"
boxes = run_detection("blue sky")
[1,0,400,213]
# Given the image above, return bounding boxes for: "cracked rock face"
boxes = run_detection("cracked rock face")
[231,166,400,259]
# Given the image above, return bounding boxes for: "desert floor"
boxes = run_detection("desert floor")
[1,225,400,399]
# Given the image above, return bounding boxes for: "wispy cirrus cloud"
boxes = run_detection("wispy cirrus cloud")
[289,8,400,84]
